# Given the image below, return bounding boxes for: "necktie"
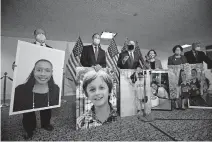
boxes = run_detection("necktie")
[94,46,98,61]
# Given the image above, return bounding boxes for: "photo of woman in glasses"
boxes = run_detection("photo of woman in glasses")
[77,70,118,130]
[13,59,60,112]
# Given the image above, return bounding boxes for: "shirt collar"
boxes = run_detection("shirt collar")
[84,105,117,124]
[35,41,46,46]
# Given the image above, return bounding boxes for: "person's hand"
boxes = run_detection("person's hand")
[136,67,142,72]
[122,56,129,65]
[12,62,17,71]
[95,64,102,72]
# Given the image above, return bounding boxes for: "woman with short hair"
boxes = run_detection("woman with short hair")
[168,45,187,65]
[145,49,163,69]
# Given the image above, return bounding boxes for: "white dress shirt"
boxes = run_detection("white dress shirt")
[128,51,134,60]
[35,41,46,47]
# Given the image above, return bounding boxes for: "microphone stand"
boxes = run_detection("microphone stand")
[1,72,13,108]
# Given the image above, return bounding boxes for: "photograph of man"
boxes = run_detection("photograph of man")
[80,33,106,69]
[117,40,142,69]
[184,42,212,69]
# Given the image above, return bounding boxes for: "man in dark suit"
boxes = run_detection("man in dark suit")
[80,33,106,69]
[12,28,54,140]
[117,40,142,69]
[184,42,212,69]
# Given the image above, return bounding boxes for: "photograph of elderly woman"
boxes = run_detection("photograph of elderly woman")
[76,67,119,130]
[9,40,65,115]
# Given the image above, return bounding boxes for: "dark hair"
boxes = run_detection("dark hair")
[92,33,100,39]
[172,45,183,53]
[192,42,201,50]
[151,81,159,94]
[24,59,55,92]
[34,29,46,36]
[178,69,185,86]
[191,68,197,74]
[147,49,157,57]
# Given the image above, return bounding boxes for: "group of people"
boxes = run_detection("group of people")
[11,28,212,139]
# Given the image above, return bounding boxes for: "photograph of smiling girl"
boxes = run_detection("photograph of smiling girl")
[76,68,119,130]
[9,40,65,115]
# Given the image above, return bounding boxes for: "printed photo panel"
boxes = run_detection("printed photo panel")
[188,64,212,109]
[76,67,119,130]
[151,70,171,110]
[9,40,65,115]
[120,69,172,117]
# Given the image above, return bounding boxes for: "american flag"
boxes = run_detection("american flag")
[106,38,120,83]
[66,36,83,84]
[134,41,149,69]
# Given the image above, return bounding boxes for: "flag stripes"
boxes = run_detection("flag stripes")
[66,36,84,83]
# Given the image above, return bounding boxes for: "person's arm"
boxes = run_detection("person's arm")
[157,87,169,99]
[202,52,212,68]
[117,53,123,69]
[80,47,89,67]
[101,51,107,68]
[167,56,172,65]
[182,55,188,64]
[158,60,163,69]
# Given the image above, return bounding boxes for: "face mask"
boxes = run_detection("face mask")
[94,38,100,45]
[128,45,134,50]
[36,34,46,43]
[195,47,201,51]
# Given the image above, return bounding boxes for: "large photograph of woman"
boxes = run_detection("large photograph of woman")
[9,40,65,115]
[76,67,119,130]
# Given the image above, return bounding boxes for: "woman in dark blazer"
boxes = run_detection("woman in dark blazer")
[13,59,59,139]
[145,49,163,69]
[168,45,187,65]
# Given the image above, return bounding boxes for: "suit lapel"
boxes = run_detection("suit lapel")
[90,45,96,63]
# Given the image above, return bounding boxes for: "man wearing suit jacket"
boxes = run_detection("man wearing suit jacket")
[184,42,212,69]
[80,33,106,69]
[117,41,142,69]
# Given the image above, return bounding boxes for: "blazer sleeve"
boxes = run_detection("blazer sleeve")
[117,53,123,69]
[167,56,172,65]
[80,46,88,67]
[202,52,212,68]
[182,55,188,64]
[101,51,107,68]
[158,60,163,69]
